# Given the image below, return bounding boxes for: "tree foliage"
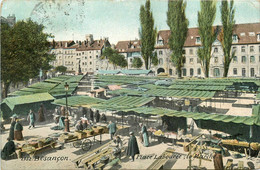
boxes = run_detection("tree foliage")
[55,66,67,74]
[139,0,157,70]
[167,0,189,78]
[219,0,235,77]
[101,47,127,69]
[132,57,143,68]
[1,19,55,98]
[197,0,218,78]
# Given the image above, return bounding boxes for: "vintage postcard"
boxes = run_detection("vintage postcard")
[1,0,260,169]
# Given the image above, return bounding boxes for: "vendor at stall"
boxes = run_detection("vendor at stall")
[75,120,83,131]
[1,138,16,160]
[81,117,88,130]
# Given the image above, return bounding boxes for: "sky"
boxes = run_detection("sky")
[1,0,259,44]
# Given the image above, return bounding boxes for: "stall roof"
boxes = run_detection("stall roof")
[121,106,260,126]
[107,89,144,96]
[93,96,155,111]
[144,89,215,100]
[97,70,120,75]
[52,95,105,107]
[168,84,226,91]
[1,93,55,110]
[120,70,152,75]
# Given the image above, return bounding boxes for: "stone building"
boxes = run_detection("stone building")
[155,22,260,77]
[49,34,112,74]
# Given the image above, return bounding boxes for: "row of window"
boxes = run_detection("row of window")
[233,68,256,77]
[182,68,201,76]
[181,67,256,77]
[233,55,260,63]
[232,46,260,53]
[157,45,260,57]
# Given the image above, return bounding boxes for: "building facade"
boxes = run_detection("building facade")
[154,22,260,78]
[49,34,112,74]
[50,23,260,78]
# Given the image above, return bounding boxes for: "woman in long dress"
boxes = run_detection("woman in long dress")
[38,104,45,122]
[9,118,16,140]
[14,119,23,141]
[140,124,149,147]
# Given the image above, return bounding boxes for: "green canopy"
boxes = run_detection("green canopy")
[144,89,215,100]
[2,93,55,110]
[93,96,155,111]
[52,95,105,107]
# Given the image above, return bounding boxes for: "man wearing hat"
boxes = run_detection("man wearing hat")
[127,132,140,162]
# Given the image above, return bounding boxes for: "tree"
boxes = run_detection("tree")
[139,0,157,70]
[101,47,127,69]
[167,0,189,78]
[220,0,235,77]
[1,19,55,98]
[197,0,218,78]
[132,57,143,68]
[55,66,67,74]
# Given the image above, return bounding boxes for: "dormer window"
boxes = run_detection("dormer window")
[196,37,201,44]
[157,39,164,45]
[232,35,238,43]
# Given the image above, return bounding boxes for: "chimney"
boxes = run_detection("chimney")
[65,42,68,47]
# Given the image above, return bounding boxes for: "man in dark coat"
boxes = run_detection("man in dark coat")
[95,110,100,123]
[213,151,224,170]
[1,138,16,160]
[14,119,23,141]
[127,132,140,162]
[89,109,94,122]
[38,104,45,122]
[9,117,16,140]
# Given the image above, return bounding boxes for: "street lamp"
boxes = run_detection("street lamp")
[64,82,70,132]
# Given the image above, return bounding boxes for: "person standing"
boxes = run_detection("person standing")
[95,110,100,123]
[101,113,107,123]
[213,150,224,170]
[38,104,45,122]
[107,121,117,140]
[1,138,16,160]
[60,106,66,116]
[27,110,36,129]
[89,109,94,122]
[9,117,16,140]
[140,123,149,147]
[127,132,140,162]
[14,119,23,141]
